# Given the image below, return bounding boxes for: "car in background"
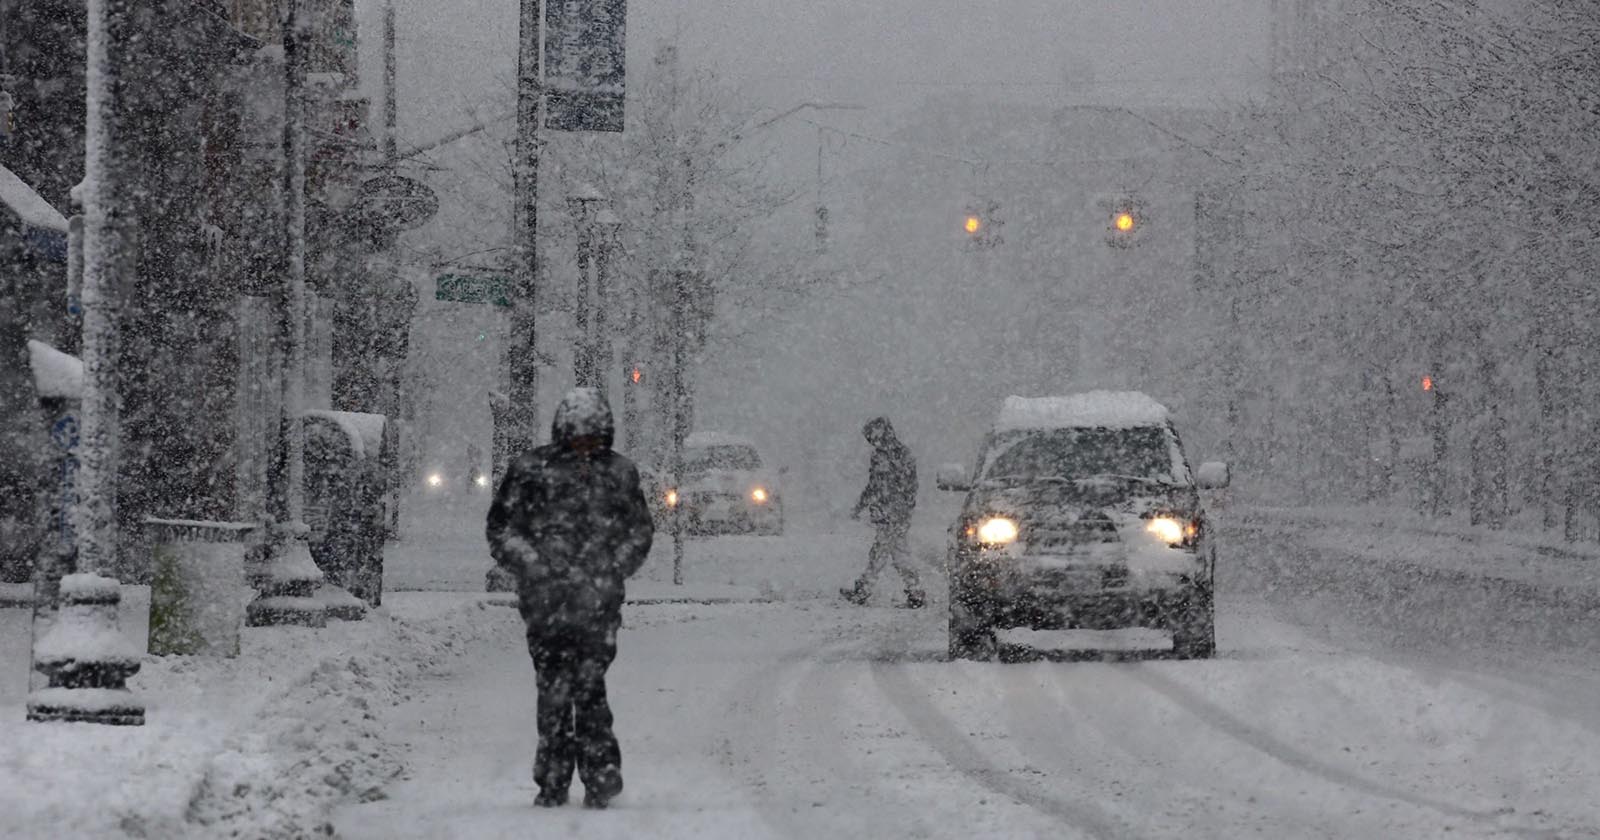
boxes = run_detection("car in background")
[936,391,1229,660]
[653,432,785,536]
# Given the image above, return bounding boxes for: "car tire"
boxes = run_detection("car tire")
[948,599,997,661]
[1170,582,1216,660]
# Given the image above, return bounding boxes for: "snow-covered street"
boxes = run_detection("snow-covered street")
[329,514,1600,840]
[6,512,1600,838]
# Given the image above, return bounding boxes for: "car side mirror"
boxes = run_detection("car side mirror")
[935,463,971,492]
[1196,461,1231,489]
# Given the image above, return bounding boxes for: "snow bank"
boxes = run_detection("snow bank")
[305,409,385,459]
[0,164,69,232]
[27,340,85,400]
[0,595,501,839]
[685,430,757,449]
[994,391,1170,432]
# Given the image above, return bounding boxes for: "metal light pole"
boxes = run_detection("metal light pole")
[499,0,543,481]
[592,207,621,402]
[566,183,603,388]
[26,0,143,725]
[246,0,327,628]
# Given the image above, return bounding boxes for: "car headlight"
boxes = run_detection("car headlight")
[474,475,489,488]
[1145,516,1195,546]
[975,516,1019,545]
[664,489,679,508]
[751,487,769,503]
[426,472,444,489]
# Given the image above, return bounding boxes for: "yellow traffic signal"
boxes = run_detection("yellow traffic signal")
[964,215,982,235]
[1114,211,1136,232]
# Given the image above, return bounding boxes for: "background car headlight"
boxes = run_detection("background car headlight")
[426,473,444,488]
[976,516,1019,545]
[665,489,679,507]
[751,487,769,503]
[1145,516,1185,545]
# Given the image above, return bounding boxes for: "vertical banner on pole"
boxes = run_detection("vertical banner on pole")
[544,0,627,132]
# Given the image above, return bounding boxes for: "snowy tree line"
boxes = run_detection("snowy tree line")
[1209,0,1600,532]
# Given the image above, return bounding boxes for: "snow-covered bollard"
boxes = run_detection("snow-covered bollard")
[27,573,145,726]
[245,523,328,628]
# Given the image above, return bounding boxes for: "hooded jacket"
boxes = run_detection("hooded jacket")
[856,417,917,525]
[486,389,655,632]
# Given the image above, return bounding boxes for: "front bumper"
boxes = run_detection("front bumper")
[951,549,1207,631]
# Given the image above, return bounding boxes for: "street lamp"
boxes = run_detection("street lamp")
[566,183,604,388]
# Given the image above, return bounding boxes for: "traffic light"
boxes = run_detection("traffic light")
[628,365,645,385]
[963,200,1002,248]
[1105,198,1145,248]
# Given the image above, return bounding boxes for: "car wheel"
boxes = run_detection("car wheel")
[948,599,997,661]
[1170,582,1216,660]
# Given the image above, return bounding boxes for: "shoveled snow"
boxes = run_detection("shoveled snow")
[0,163,69,232]
[994,391,1170,432]
[27,340,85,400]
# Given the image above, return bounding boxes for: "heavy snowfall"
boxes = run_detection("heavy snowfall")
[3,0,1600,838]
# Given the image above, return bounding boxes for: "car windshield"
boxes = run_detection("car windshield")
[682,444,761,473]
[981,426,1172,485]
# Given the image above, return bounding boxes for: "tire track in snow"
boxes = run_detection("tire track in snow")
[717,628,858,840]
[1121,665,1507,822]
[863,615,1126,840]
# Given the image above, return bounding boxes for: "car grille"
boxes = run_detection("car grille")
[1027,512,1119,551]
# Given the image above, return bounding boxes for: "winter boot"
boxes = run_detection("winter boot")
[583,789,615,809]
[902,589,926,609]
[534,788,568,808]
[840,582,870,605]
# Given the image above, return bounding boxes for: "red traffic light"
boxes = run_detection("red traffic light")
[630,366,644,385]
[1421,375,1433,392]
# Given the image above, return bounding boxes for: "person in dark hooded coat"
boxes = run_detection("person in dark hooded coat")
[486,388,654,809]
[841,416,926,608]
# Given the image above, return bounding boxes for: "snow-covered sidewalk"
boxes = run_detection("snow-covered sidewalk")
[0,594,501,839]
[1235,504,1600,603]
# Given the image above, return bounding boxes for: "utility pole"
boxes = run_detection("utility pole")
[26,0,143,725]
[499,0,542,478]
[592,207,620,403]
[383,0,397,163]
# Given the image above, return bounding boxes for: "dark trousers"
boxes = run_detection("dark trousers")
[855,518,920,593]
[527,623,623,797]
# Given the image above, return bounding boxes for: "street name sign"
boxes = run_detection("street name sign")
[435,273,511,308]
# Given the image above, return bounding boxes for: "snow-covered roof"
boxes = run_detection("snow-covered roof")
[304,409,386,459]
[27,340,84,400]
[994,392,1170,432]
[0,164,68,233]
[685,431,757,450]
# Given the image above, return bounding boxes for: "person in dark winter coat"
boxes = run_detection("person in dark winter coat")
[485,388,654,809]
[842,417,926,608]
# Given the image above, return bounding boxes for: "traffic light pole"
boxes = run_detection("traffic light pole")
[502,0,542,474]
[669,271,687,586]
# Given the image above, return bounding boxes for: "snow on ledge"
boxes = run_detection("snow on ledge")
[0,163,69,233]
[685,430,757,449]
[994,391,1170,432]
[60,573,122,599]
[27,340,84,400]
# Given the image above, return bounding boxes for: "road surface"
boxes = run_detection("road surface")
[334,512,1600,839]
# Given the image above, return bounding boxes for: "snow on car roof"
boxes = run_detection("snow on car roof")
[0,164,69,233]
[994,392,1170,432]
[684,431,757,449]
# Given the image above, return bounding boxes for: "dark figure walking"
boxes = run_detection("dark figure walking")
[842,417,926,608]
[486,388,654,809]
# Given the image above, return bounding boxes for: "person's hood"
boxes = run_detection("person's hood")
[863,416,897,448]
[551,387,615,450]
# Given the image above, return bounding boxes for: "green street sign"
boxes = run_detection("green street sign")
[435,274,511,307]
